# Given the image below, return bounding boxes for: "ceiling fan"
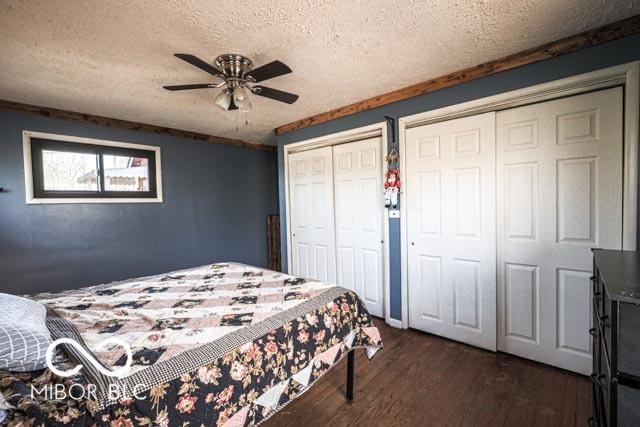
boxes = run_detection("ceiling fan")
[163,53,298,111]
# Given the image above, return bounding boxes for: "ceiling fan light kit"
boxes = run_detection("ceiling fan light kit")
[232,85,251,110]
[214,89,232,110]
[164,53,298,112]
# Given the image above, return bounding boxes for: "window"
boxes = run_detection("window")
[24,131,162,203]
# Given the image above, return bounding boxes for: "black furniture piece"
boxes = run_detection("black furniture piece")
[346,350,355,401]
[591,249,640,426]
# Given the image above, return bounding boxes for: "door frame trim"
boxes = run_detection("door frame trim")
[283,121,392,324]
[398,61,639,329]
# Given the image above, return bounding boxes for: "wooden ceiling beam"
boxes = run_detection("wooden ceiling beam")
[0,100,275,151]
[275,14,640,136]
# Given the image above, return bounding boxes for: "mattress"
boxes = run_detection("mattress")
[0,263,382,426]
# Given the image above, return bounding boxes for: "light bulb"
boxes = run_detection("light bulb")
[233,86,252,110]
[214,89,231,110]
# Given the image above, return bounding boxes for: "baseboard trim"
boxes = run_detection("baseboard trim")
[387,318,403,329]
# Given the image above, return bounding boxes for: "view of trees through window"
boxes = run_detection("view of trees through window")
[42,150,98,191]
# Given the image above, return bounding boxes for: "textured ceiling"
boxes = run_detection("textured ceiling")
[1,1,639,145]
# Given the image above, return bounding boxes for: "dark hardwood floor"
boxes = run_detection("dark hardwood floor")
[266,318,591,426]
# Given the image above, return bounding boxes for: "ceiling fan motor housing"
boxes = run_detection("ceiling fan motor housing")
[214,54,254,85]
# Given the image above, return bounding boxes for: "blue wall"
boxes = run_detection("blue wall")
[277,34,640,321]
[0,111,278,295]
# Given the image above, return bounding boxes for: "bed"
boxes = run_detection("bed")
[0,263,382,426]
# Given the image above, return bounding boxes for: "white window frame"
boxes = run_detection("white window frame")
[22,130,163,204]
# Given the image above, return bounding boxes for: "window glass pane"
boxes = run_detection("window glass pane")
[42,150,99,191]
[103,154,150,192]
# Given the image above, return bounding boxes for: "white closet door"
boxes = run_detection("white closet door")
[497,87,623,374]
[333,137,384,317]
[406,112,497,350]
[288,146,336,282]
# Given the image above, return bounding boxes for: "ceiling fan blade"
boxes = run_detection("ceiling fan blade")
[246,60,292,82]
[253,86,298,104]
[163,84,214,91]
[174,53,222,77]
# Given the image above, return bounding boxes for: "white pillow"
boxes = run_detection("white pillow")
[0,293,52,371]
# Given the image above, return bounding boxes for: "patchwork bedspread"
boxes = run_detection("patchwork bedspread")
[0,263,382,426]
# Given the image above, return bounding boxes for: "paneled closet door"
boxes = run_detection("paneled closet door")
[496,87,623,374]
[288,146,337,282]
[333,137,384,317]
[406,112,497,351]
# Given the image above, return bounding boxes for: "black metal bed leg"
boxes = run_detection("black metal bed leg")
[346,350,355,401]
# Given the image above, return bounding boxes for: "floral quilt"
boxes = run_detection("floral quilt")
[0,263,382,426]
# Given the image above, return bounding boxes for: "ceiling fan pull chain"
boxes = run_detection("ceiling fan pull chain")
[245,110,249,126]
